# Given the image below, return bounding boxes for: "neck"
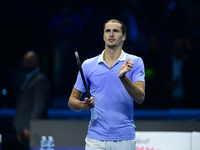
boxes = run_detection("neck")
[104,44,122,60]
[175,54,184,60]
[26,67,39,80]
[104,46,122,68]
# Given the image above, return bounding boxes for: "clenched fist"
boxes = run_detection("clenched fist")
[118,59,133,78]
[84,97,95,110]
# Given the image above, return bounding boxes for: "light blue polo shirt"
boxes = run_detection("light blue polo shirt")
[74,50,145,141]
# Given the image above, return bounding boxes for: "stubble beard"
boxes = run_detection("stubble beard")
[106,42,118,49]
[107,44,116,48]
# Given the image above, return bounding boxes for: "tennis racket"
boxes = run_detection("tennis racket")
[74,51,97,119]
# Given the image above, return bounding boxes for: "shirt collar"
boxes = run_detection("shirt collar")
[26,67,39,80]
[171,54,187,62]
[98,50,126,63]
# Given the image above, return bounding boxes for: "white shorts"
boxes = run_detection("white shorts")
[85,139,136,150]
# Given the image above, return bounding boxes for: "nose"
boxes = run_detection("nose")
[109,31,114,37]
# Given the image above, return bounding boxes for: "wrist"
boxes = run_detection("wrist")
[118,74,125,79]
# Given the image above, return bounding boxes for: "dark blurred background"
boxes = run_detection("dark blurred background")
[0,1,200,149]
[0,0,200,109]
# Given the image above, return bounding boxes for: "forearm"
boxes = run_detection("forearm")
[68,96,85,111]
[120,76,145,104]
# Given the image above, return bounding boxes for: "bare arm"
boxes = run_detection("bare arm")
[119,59,145,104]
[68,88,95,111]
[120,78,145,104]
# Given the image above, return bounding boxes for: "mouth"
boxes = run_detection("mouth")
[108,39,115,42]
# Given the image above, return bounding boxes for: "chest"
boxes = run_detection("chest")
[87,62,131,89]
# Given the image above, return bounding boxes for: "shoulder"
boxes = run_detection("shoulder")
[81,55,100,76]
[35,72,46,79]
[82,55,99,67]
[33,72,49,84]
[126,53,144,63]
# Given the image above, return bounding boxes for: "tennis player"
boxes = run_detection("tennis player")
[68,19,145,150]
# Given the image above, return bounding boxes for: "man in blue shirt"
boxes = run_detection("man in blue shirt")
[68,19,145,150]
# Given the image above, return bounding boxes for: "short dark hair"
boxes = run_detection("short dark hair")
[104,19,126,35]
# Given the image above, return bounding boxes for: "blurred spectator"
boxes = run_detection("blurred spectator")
[2,51,50,150]
[141,33,166,109]
[180,0,200,29]
[162,37,199,108]
[48,2,86,96]
[165,0,188,32]
[117,1,140,54]
[137,0,166,32]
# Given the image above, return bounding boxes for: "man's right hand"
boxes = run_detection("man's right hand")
[16,134,22,142]
[84,97,95,110]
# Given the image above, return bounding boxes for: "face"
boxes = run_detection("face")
[22,52,38,73]
[147,35,160,52]
[173,38,185,57]
[103,22,126,49]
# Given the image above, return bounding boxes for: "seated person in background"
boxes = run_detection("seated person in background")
[162,37,199,108]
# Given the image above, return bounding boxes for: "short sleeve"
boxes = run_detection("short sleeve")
[74,61,90,93]
[74,71,86,92]
[131,57,145,83]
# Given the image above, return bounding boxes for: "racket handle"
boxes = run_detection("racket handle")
[90,108,97,120]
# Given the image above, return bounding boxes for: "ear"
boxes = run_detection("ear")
[103,34,105,41]
[122,34,126,42]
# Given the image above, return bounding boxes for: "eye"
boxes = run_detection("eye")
[113,29,119,32]
[105,29,110,32]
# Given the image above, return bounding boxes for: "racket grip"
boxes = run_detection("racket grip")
[90,108,97,120]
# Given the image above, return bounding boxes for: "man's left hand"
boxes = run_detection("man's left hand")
[118,59,133,78]
[23,128,30,140]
